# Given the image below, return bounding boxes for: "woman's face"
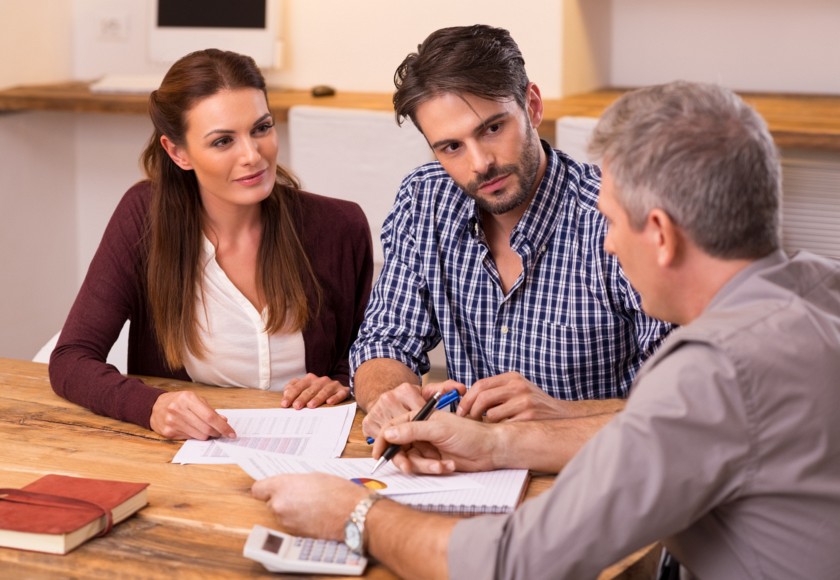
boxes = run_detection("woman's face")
[162,87,278,213]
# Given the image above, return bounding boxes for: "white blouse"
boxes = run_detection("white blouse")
[181,236,306,391]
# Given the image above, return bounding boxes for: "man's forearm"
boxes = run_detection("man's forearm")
[367,499,455,579]
[495,413,617,473]
[559,398,626,418]
[361,415,620,577]
[353,358,420,412]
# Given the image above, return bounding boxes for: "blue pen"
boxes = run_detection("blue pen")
[366,391,460,445]
[436,389,461,411]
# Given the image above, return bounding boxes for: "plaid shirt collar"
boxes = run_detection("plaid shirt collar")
[466,141,566,270]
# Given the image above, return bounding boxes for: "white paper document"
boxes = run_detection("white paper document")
[221,445,484,496]
[171,404,356,464]
[392,468,530,514]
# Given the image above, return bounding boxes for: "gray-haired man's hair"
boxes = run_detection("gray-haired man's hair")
[589,81,781,259]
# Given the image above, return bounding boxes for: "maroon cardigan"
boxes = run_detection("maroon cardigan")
[50,181,373,429]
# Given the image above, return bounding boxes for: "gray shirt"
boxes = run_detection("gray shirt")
[449,251,840,579]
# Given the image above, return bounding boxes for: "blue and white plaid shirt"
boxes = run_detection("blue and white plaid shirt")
[350,144,672,399]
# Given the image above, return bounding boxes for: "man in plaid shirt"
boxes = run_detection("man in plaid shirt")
[350,25,672,446]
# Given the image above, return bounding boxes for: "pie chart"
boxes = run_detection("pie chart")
[350,477,387,490]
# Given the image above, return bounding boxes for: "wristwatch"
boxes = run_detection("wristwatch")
[344,492,384,556]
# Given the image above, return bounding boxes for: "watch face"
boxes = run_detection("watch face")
[345,520,362,552]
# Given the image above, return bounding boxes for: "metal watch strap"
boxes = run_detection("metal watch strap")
[346,492,383,556]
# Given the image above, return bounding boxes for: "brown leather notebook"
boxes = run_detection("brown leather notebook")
[0,474,149,554]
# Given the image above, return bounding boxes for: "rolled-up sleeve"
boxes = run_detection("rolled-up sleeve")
[349,177,442,390]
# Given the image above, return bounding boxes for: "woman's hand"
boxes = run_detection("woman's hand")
[150,390,236,440]
[280,373,350,409]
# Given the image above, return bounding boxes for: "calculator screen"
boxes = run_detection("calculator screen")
[262,532,284,554]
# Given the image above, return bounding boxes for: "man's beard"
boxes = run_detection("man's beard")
[458,132,541,216]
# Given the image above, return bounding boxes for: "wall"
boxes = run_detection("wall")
[561,0,611,96]
[0,1,74,88]
[71,0,840,96]
[72,0,171,81]
[269,0,563,95]
[0,113,77,360]
[74,114,150,275]
[609,0,840,94]
[0,1,76,359]
[70,0,564,95]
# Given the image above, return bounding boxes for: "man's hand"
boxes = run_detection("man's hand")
[361,382,424,437]
[280,373,350,409]
[372,411,499,475]
[455,371,570,422]
[252,474,369,540]
[149,391,236,440]
[361,380,466,438]
[253,473,454,580]
[457,371,624,422]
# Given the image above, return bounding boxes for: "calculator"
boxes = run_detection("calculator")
[243,525,368,575]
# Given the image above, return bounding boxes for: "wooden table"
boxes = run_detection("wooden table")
[1,81,839,150]
[0,358,658,578]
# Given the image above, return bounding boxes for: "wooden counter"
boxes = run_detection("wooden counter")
[0,81,393,120]
[542,88,840,151]
[0,358,658,579]
[2,81,840,151]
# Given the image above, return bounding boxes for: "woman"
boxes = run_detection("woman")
[49,49,373,440]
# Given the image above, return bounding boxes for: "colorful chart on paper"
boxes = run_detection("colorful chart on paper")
[350,478,388,490]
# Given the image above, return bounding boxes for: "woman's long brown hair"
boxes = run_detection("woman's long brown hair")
[140,49,320,370]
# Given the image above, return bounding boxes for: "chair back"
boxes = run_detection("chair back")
[32,323,130,368]
[555,115,599,164]
[288,105,434,269]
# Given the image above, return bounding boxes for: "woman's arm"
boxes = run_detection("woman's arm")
[49,183,167,429]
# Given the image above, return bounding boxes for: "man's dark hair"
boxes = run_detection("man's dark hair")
[393,24,529,127]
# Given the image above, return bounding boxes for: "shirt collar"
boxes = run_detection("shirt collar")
[512,142,566,254]
[466,141,565,258]
[706,250,788,310]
